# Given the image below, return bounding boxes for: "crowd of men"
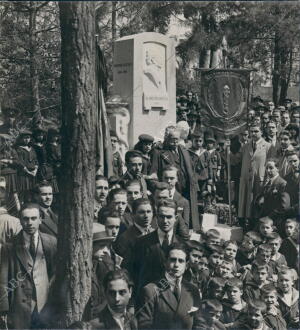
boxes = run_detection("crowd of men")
[0,95,299,329]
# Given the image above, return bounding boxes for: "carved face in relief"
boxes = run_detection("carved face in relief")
[223,85,230,99]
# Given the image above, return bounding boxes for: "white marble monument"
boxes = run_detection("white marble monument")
[113,32,176,147]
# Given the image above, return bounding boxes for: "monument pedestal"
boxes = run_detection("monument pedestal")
[202,213,243,242]
[113,32,176,147]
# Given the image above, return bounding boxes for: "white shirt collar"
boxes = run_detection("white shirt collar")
[165,271,182,288]
[134,222,152,235]
[107,304,126,330]
[269,174,279,184]
[23,230,39,247]
[157,228,173,246]
[169,187,176,199]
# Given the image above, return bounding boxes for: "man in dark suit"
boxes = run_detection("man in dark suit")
[34,182,58,237]
[150,129,199,230]
[152,182,189,241]
[90,269,137,329]
[131,199,182,294]
[284,152,300,218]
[137,242,200,329]
[256,159,290,221]
[121,150,147,198]
[114,198,155,262]
[162,166,190,227]
[99,188,133,231]
[0,203,57,329]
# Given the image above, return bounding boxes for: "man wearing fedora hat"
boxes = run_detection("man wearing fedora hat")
[90,215,123,319]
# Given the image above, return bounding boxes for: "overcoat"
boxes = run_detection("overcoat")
[238,138,271,218]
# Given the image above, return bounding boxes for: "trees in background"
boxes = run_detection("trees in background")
[0,1,60,126]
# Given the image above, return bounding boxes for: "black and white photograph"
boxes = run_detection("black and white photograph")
[0,1,299,329]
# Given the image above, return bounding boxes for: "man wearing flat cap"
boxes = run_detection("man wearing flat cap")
[133,134,154,176]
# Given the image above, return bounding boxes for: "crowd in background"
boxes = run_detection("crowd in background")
[0,94,299,329]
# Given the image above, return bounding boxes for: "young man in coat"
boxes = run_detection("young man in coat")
[90,269,137,330]
[162,166,190,227]
[130,199,183,295]
[0,203,57,329]
[34,182,58,237]
[137,242,200,329]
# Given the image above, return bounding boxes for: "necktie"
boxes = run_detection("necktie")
[174,278,181,300]
[29,235,36,260]
[252,141,256,152]
[162,233,169,253]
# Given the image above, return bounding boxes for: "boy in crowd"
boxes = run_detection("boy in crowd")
[236,231,262,266]
[243,264,271,302]
[223,241,240,273]
[220,278,246,326]
[267,232,287,267]
[277,269,299,328]
[261,284,287,330]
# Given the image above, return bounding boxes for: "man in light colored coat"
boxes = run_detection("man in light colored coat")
[237,125,271,222]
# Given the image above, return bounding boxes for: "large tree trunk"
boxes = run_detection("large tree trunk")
[29,1,41,126]
[272,32,280,106]
[279,48,293,105]
[55,2,96,327]
[111,1,117,49]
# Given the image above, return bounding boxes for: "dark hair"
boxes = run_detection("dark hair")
[125,179,142,190]
[257,243,272,254]
[103,269,133,291]
[107,188,127,205]
[225,278,243,291]
[101,209,120,225]
[162,165,178,174]
[157,199,177,213]
[95,175,108,182]
[132,198,152,214]
[279,130,291,139]
[261,283,277,296]
[166,242,188,261]
[33,181,53,194]
[125,150,143,164]
[265,158,279,169]
[20,203,40,217]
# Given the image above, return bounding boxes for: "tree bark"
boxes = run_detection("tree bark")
[272,32,280,106]
[111,1,117,50]
[29,1,41,126]
[279,48,293,105]
[55,2,96,327]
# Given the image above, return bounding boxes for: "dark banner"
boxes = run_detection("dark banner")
[197,69,251,137]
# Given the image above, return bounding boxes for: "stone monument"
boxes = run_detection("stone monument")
[113,32,176,147]
[106,94,130,161]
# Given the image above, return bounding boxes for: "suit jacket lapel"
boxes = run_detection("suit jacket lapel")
[176,282,193,315]
[41,213,58,235]
[103,306,122,329]
[15,232,33,271]
[159,281,178,312]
